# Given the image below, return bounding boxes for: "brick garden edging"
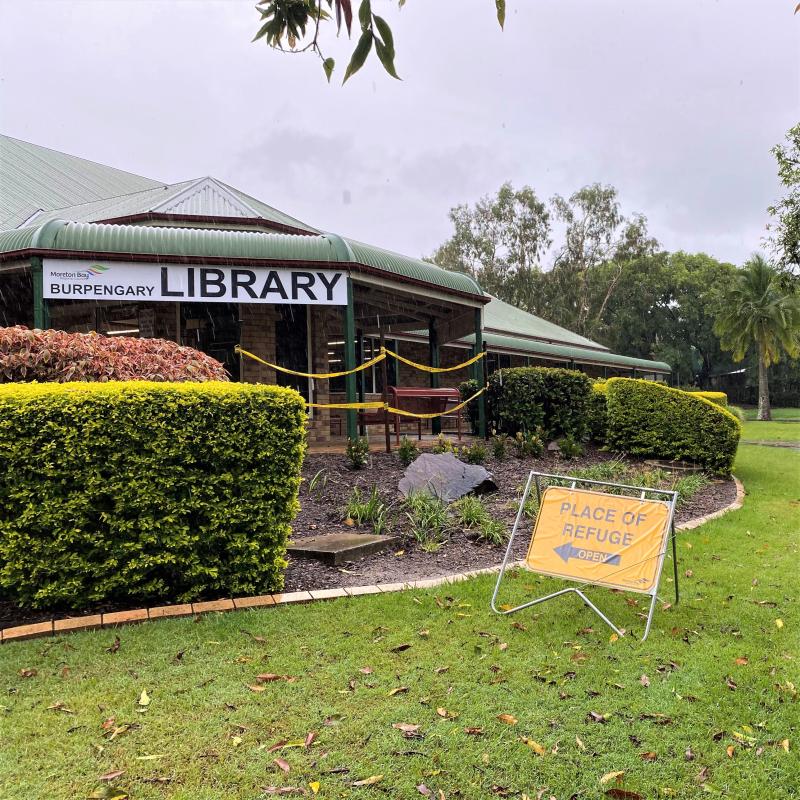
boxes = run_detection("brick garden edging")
[0,477,745,644]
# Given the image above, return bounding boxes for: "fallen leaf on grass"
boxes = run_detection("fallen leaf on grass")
[497,713,517,725]
[263,788,306,796]
[18,668,37,678]
[726,745,736,758]
[734,657,749,666]
[47,702,75,714]
[137,689,150,708]
[575,735,586,751]
[436,707,459,719]
[639,675,650,688]
[274,758,291,774]
[685,747,695,761]
[267,739,306,753]
[464,727,484,735]
[305,731,317,748]
[98,770,125,782]
[639,751,658,761]
[775,619,784,629]
[417,785,433,797]
[135,754,164,761]
[257,674,298,683]
[604,791,643,800]
[247,684,266,693]
[434,666,450,674]
[392,723,420,734]
[352,775,383,786]
[588,711,609,724]
[390,644,412,653]
[358,666,373,675]
[388,686,409,697]
[106,636,121,654]
[600,771,625,786]
[521,737,546,756]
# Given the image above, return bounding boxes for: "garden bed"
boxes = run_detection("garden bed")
[0,445,737,630]
[283,445,736,592]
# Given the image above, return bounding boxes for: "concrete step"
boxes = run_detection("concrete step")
[287,532,401,565]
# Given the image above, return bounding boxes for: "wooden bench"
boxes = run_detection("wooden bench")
[358,386,463,444]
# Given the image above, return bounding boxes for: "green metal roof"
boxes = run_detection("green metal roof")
[345,238,483,297]
[0,220,485,298]
[465,331,671,373]
[483,295,609,351]
[0,135,163,229]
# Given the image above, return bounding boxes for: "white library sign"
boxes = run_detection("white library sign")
[42,259,347,305]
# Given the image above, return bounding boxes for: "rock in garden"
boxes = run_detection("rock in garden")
[398,453,497,502]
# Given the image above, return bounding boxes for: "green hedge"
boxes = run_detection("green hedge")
[0,381,306,609]
[486,367,593,440]
[605,378,740,475]
[588,381,608,443]
[459,378,480,435]
[685,390,728,407]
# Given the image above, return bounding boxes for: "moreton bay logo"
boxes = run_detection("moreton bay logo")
[82,264,111,279]
[50,264,111,280]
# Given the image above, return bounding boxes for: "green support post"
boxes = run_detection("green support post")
[429,318,441,435]
[344,277,358,441]
[474,308,486,439]
[31,256,49,329]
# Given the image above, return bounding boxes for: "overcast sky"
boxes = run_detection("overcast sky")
[1,0,798,266]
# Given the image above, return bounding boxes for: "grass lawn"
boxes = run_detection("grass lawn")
[742,408,800,442]
[1,445,798,800]
[742,407,800,421]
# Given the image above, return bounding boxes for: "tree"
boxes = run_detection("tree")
[714,254,800,420]
[768,123,800,274]
[429,182,551,297]
[252,0,505,84]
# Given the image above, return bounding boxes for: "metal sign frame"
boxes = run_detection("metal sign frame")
[491,471,679,641]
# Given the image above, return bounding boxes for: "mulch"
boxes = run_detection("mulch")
[0,445,737,631]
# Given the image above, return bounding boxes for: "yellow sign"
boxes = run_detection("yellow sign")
[526,486,671,594]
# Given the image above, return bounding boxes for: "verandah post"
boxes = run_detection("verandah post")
[429,317,441,436]
[474,307,486,439]
[344,276,358,440]
[31,256,49,329]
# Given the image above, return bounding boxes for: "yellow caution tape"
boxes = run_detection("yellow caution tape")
[385,385,486,419]
[237,343,485,381]
[306,401,385,410]
[383,347,484,374]
[236,346,386,380]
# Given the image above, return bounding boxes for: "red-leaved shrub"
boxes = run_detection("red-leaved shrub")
[0,326,229,383]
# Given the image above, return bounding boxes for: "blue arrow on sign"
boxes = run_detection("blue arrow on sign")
[554,542,621,566]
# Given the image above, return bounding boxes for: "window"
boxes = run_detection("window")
[328,336,398,393]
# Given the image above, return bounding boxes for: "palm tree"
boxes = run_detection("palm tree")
[714,254,800,420]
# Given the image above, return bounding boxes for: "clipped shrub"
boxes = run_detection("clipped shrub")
[512,429,544,459]
[605,378,741,475]
[685,390,728,407]
[0,325,229,383]
[486,367,593,440]
[557,434,585,459]
[397,436,419,467]
[460,440,487,465]
[588,381,608,443]
[0,381,306,609]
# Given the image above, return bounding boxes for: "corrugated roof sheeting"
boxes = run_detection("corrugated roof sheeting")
[467,331,671,372]
[0,135,163,229]
[483,295,609,351]
[345,237,483,297]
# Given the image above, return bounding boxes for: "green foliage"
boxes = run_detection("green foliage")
[431,433,454,454]
[0,381,306,609]
[477,516,506,545]
[307,468,328,495]
[343,486,389,535]
[459,378,480,434]
[685,390,728,407]
[512,429,544,459]
[605,378,741,475]
[587,381,608,442]
[345,436,370,469]
[451,495,488,528]
[397,435,419,467]
[570,457,629,483]
[487,366,593,441]
[727,404,746,422]
[557,434,584,459]
[460,440,487,465]
[403,492,450,550]
[490,433,510,460]
[672,472,710,506]
[768,122,800,271]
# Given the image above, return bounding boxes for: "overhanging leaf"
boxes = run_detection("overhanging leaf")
[343,29,373,83]
[323,58,335,83]
[495,0,506,30]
